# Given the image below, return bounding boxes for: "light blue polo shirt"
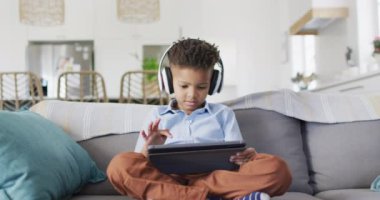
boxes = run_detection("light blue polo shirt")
[134,100,243,152]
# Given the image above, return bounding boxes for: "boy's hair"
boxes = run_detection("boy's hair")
[167,38,220,70]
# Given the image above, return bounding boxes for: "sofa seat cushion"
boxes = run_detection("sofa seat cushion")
[77,133,139,195]
[315,189,380,200]
[234,108,312,194]
[303,120,380,193]
[272,192,323,200]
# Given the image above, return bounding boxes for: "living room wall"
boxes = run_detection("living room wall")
[286,0,379,87]
[0,0,292,102]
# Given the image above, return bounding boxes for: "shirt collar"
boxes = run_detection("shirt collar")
[159,99,211,115]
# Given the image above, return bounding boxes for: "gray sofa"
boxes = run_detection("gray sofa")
[29,95,380,200]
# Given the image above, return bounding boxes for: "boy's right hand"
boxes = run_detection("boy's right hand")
[141,118,172,157]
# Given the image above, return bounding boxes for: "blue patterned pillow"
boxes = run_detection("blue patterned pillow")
[0,111,106,200]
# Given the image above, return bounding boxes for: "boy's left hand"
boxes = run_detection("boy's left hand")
[230,147,257,166]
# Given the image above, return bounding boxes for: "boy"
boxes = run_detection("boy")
[107,38,292,200]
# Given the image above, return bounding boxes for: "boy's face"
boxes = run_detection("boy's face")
[171,65,212,115]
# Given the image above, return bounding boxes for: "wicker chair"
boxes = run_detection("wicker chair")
[0,71,43,111]
[57,71,108,102]
[119,70,169,105]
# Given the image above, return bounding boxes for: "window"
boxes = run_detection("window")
[378,0,380,34]
[290,35,316,91]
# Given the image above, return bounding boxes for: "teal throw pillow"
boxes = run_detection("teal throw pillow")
[0,111,106,200]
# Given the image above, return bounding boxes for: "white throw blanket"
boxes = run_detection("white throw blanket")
[30,100,157,141]
[30,90,380,141]
[224,89,380,123]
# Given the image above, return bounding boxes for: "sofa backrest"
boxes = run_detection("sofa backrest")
[303,120,380,193]
[78,133,139,195]
[31,100,380,196]
[31,100,314,195]
[234,108,313,194]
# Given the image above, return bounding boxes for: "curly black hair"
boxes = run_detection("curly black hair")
[167,38,220,70]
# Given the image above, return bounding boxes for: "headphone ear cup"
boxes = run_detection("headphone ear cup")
[208,69,219,95]
[164,67,174,94]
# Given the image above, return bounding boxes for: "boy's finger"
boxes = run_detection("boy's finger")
[141,130,148,141]
[246,148,257,159]
[152,118,161,130]
[148,122,153,131]
[159,129,172,138]
[234,159,244,166]
[237,148,255,157]
[246,147,256,154]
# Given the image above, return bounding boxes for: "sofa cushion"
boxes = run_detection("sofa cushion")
[0,111,106,200]
[303,120,380,193]
[77,132,139,195]
[315,189,380,200]
[272,192,323,200]
[234,108,312,194]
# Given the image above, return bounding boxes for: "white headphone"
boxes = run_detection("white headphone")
[157,44,224,95]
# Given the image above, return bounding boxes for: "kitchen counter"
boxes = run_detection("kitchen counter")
[311,70,380,94]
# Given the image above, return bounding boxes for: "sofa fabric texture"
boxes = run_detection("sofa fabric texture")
[28,99,380,200]
[234,108,312,194]
[315,189,380,200]
[303,121,380,193]
[77,133,139,195]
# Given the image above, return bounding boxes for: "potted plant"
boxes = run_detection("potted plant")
[142,57,159,82]
[373,36,380,55]
[291,72,317,90]
[372,36,380,68]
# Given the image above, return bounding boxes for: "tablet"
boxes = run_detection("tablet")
[147,140,246,174]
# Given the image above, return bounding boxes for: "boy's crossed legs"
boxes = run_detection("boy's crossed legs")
[107,152,291,200]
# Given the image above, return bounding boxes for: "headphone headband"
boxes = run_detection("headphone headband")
[158,44,224,95]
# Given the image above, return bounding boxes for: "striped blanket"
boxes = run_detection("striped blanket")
[30,90,380,141]
[30,100,157,141]
[224,89,380,123]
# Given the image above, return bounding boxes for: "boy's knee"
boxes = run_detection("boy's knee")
[268,155,292,196]
[107,152,143,179]
[106,152,143,196]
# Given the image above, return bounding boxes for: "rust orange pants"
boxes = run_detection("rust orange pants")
[107,152,292,200]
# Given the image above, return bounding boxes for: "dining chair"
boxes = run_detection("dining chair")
[57,71,108,102]
[119,70,169,105]
[0,71,43,111]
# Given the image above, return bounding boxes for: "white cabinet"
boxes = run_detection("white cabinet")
[288,0,349,35]
[312,71,380,94]
[289,7,349,35]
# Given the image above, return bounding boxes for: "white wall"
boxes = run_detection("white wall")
[356,0,378,73]
[312,0,348,7]
[276,0,294,90]
[193,0,286,98]
[287,0,312,26]
[0,0,292,101]
[315,0,378,83]
[286,0,379,87]
[0,0,27,71]
[316,17,350,82]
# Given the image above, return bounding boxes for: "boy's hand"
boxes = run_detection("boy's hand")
[141,118,172,157]
[230,147,257,166]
